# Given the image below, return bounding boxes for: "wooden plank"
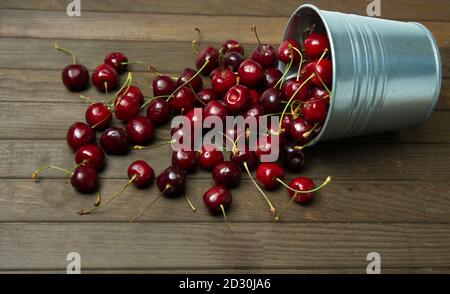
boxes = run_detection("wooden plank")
[1,179,449,223]
[0,9,448,46]
[1,140,449,181]
[0,0,449,21]
[0,223,449,270]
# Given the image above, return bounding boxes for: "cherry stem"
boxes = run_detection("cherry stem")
[303,122,319,139]
[78,175,137,215]
[140,95,168,110]
[32,164,72,181]
[185,194,197,212]
[79,94,94,104]
[220,204,228,223]
[129,194,161,222]
[291,46,304,81]
[104,72,133,106]
[133,139,176,150]
[90,112,112,129]
[94,191,102,206]
[274,53,293,89]
[251,25,262,47]
[243,162,276,215]
[166,59,209,102]
[274,176,332,222]
[220,131,239,155]
[64,159,88,183]
[191,28,202,56]
[54,44,77,64]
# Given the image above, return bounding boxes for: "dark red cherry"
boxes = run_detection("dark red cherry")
[198,145,224,170]
[278,39,302,64]
[212,161,241,188]
[92,64,118,92]
[203,185,232,215]
[230,149,258,170]
[169,86,196,114]
[196,47,219,76]
[302,59,333,88]
[114,95,141,123]
[211,68,237,96]
[255,133,282,159]
[146,97,171,125]
[304,33,330,60]
[100,127,130,155]
[252,44,278,68]
[280,113,294,132]
[118,85,144,105]
[256,162,285,190]
[238,59,263,88]
[196,88,218,106]
[171,125,195,149]
[289,117,313,145]
[156,165,186,198]
[126,116,155,145]
[222,52,244,72]
[282,78,311,102]
[85,102,112,130]
[259,88,284,113]
[184,108,203,129]
[281,143,305,173]
[75,144,105,171]
[127,160,155,188]
[172,149,197,173]
[311,87,330,104]
[67,122,96,151]
[152,75,177,97]
[245,104,265,120]
[301,98,329,123]
[262,67,282,90]
[221,39,244,55]
[249,89,261,106]
[62,64,89,92]
[224,85,250,114]
[203,100,229,123]
[287,177,316,204]
[177,68,203,92]
[71,165,98,194]
[104,52,128,74]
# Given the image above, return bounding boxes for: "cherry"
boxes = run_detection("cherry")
[212,161,241,188]
[255,133,284,158]
[203,100,229,123]
[304,33,330,60]
[100,127,130,155]
[169,86,196,114]
[311,87,330,104]
[92,64,118,92]
[114,95,141,123]
[198,145,224,170]
[249,89,261,105]
[196,88,218,106]
[85,102,112,131]
[301,97,328,123]
[118,85,144,105]
[224,85,251,114]
[66,122,96,151]
[210,68,237,96]
[146,97,171,125]
[303,58,333,88]
[104,51,128,74]
[75,144,105,171]
[230,149,258,170]
[245,104,265,120]
[126,116,155,146]
[281,143,305,173]
[177,68,203,92]
[259,88,284,113]
[221,39,244,55]
[171,124,195,149]
[278,39,302,64]
[280,113,294,132]
[203,185,232,216]
[222,52,244,72]
[251,25,278,68]
[54,44,89,92]
[153,75,177,97]
[172,149,197,173]
[71,165,99,194]
[282,78,311,102]
[196,47,219,75]
[156,165,187,198]
[256,162,285,190]
[238,59,263,88]
[262,67,282,90]
[289,117,313,145]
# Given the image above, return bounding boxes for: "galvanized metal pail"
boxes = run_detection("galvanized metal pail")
[281,4,442,145]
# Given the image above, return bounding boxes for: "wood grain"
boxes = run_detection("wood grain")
[0,223,449,270]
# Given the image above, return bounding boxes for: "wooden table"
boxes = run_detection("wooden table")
[0,0,449,274]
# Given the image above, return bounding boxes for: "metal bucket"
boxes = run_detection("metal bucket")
[281,4,442,145]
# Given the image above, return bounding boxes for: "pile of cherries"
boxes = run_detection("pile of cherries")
[33,26,332,222]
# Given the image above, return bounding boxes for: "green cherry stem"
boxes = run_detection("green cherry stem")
[243,162,277,215]
[54,44,77,64]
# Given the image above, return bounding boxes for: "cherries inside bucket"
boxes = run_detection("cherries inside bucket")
[33,25,333,223]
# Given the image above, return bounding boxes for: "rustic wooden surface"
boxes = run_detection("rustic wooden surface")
[0,0,449,274]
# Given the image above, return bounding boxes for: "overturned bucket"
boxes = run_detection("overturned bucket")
[281,4,442,145]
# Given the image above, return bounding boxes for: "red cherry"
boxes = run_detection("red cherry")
[230,149,258,170]
[85,102,112,130]
[278,39,301,64]
[221,39,244,55]
[92,64,118,92]
[203,100,229,123]
[282,78,311,102]
[302,59,333,88]
[196,88,218,106]
[156,165,186,198]
[169,86,196,114]
[304,34,330,60]
[198,145,224,170]
[259,88,284,113]
[153,75,177,97]
[104,52,128,74]
[203,185,232,215]
[146,97,171,125]
[212,161,242,188]
[223,85,251,114]
[75,144,105,171]
[100,127,130,155]
[127,160,155,188]
[114,95,141,123]
[301,98,329,123]
[222,52,244,72]
[62,64,89,92]
[262,67,282,90]
[126,116,155,145]
[185,109,203,129]
[238,59,263,88]
[252,44,278,68]
[196,47,219,75]
[255,133,283,159]
[287,177,316,204]
[256,162,285,190]
[66,122,95,151]
[311,87,330,104]
[177,68,203,93]
[249,89,261,106]
[289,117,313,145]
[172,149,197,173]
[211,68,237,96]
[280,113,294,132]
[71,165,99,194]
[118,85,144,105]
[245,104,265,120]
